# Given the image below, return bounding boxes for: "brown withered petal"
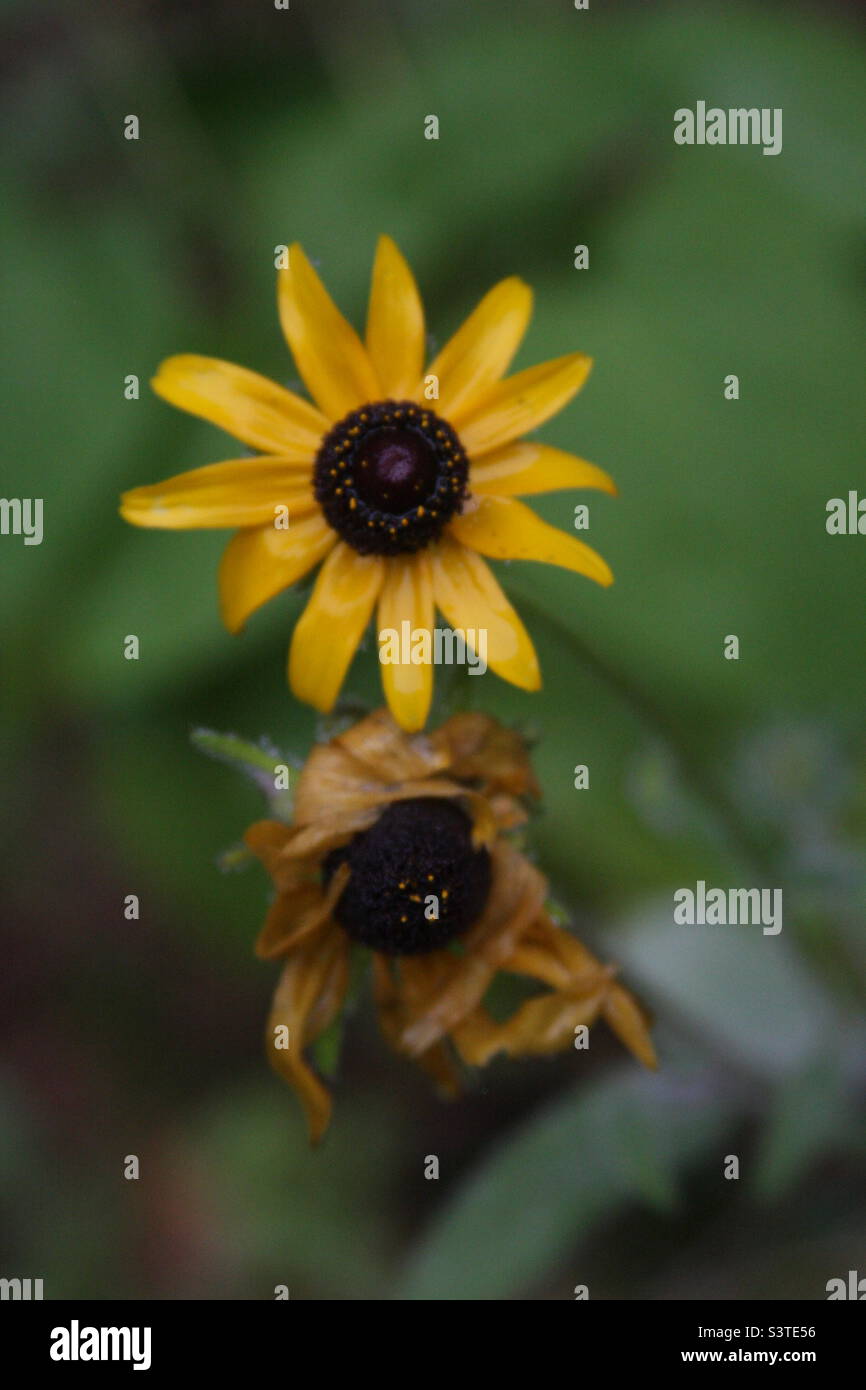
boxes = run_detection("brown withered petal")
[242,707,655,1142]
[499,913,656,1068]
[292,712,450,830]
[486,791,530,832]
[265,924,350,1144]
[334,707,450,783]
[503,939,581,990]
[291,741,382,826]
[398,841,548,1056]
[243,820,311,893]
[602,983,658,1070]
[254,860,351,960]
[433,711,541,799]
[373,956,462,1098]
[451,986,609,1065]
[291,777,498,860]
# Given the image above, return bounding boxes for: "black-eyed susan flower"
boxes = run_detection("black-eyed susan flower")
[243,707,655,1143]
[121,238,616,731]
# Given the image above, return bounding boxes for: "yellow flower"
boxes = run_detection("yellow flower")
[244,708,655,1144]
[121,238,615,730]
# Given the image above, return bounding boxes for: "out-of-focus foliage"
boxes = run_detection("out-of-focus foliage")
[1,0,864,1300]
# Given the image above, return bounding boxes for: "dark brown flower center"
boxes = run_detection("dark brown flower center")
[324,797,491,955]
[313,400,469,556]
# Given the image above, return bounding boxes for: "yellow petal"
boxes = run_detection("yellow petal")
[365,235,425,398]
[450,494,612,587]
[151,355,327,457]
[265,926,350,1144]
[278,244,381,420]
[471,441,616,498]
[430,535,541,691]
[219,513,336,633]
[377,552,434,732]
[425,277,532,421]
[458,352,592,458]
[120,457,316,530]
[289,542,384,712]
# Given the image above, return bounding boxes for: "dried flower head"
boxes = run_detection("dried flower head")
[244,708,655,1142]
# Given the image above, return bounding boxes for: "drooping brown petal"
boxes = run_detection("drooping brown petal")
[602,983,658,1070]
[292,741,380,826]
[451,986,609,1065]
[278,807,383,862]
[265,924,350,1145]
[288,710,515,852]
[254,861,351,960]
[429,710,495,764]
[335,707,451,783]
[398,842,548,1056]
[433,712,540,798]
[244,820,317,894]
[289,777,498,861]
[373,955,462,1097]
[487,792,530,831]
[502,940,577,990]
[244,817,292,861]
[506,913,657,1069]
[507,914,606,989]
[293,737,463,835]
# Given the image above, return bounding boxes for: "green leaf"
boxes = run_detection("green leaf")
[752,1056,851,1201]
[399,1066,732,1301]
[609,907,839,1079]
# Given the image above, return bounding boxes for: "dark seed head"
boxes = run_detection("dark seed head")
[313,400,469,556]
[324,797,492,955]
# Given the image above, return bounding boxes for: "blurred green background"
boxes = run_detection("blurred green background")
[2,0,865,1300]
